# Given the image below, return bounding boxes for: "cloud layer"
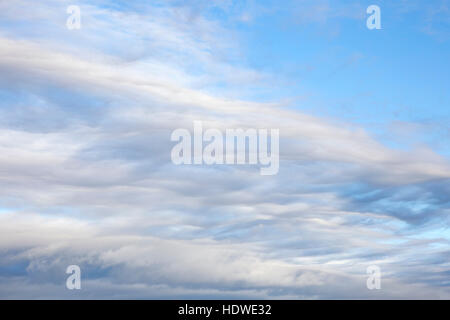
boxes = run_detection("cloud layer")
[0,0,449,299]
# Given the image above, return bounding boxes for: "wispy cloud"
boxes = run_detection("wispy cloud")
[0,0,449,299]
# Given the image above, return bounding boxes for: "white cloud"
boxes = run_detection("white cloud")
[0,0,449,299]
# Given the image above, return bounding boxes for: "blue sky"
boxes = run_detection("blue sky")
[0,0,449,299]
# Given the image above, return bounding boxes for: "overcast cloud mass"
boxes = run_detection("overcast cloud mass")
[0,0,449,299]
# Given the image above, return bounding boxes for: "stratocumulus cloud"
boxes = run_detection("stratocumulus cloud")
[0,0,449,299]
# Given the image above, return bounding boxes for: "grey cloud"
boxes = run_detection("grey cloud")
[0,0,449,299]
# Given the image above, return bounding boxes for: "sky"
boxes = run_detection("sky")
[0,0,449,299]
